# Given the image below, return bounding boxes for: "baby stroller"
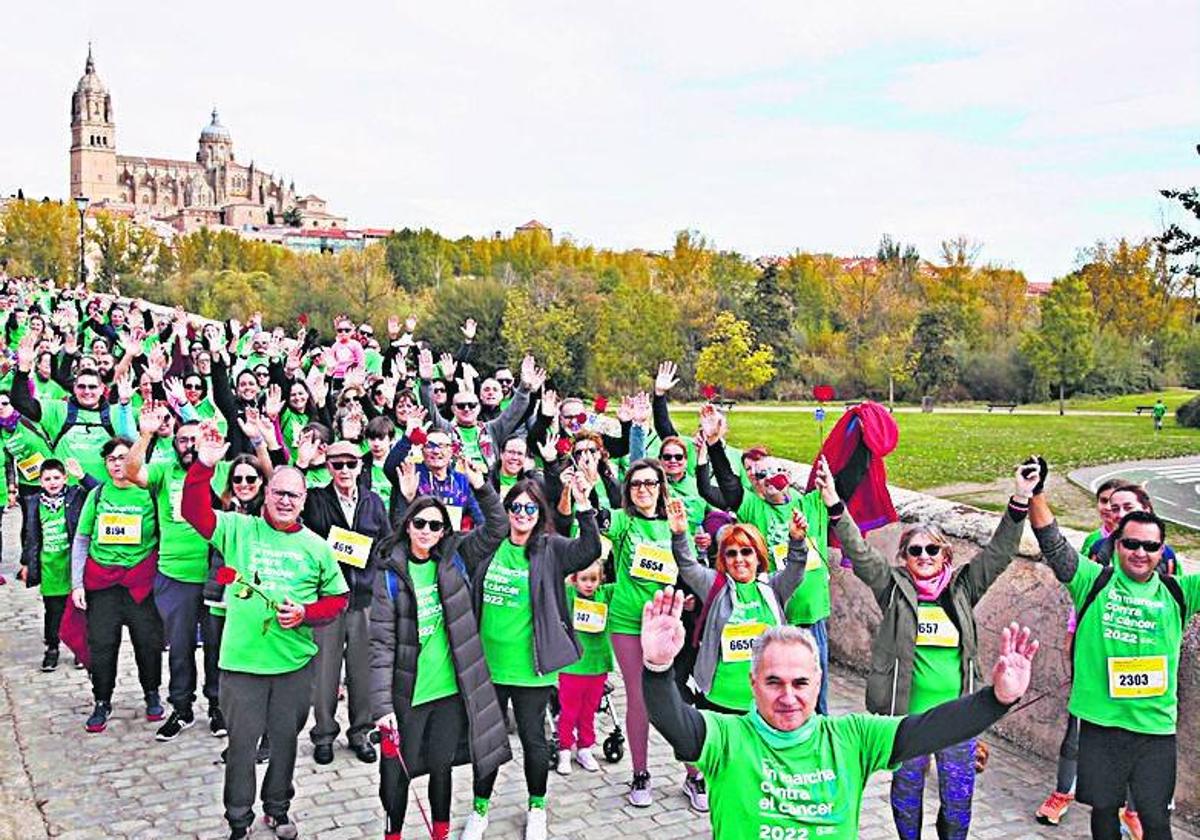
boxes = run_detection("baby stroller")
[544,681,625,766]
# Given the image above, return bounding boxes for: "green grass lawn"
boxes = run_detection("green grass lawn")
[669,409,1200,489]
[1019,387,1198,413]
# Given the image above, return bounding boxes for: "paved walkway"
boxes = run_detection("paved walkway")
[1071,455,1200,532]
[0,508,1196,840]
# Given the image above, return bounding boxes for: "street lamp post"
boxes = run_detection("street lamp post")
[73,195,89,288]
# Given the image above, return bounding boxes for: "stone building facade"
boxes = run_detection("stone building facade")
[68,46,338,231]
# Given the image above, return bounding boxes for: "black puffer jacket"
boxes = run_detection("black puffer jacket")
[367,484,512,779]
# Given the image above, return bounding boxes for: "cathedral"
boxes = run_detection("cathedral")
[69,45,343,231]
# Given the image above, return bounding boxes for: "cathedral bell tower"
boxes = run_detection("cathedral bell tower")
[69,44,117,201]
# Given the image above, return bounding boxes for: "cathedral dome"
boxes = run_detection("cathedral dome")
[75,45,106,95]
[200,108,231,141]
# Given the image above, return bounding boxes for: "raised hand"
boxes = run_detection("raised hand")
[460,457,487,489]
[15,334,36,372]
[813,455,839,506]
[519,354,539,390]
[387,315,401,337]
[399,460,419,501]
[164,376,187,406]
[537,428,559,463]
[264,384,284,419]
[641,587,686,668]
[1017,455,1048,497]
[65,458,85,481]
[525,362,547,393]
[570,467,596,506]
[654,361,679,396]
[115,370,135,404]
[692,431,708,465]
[617,395,635,423]
[698,403,725,443]
[404,314,418,335]
[461,318,477,341]
[540,389,559,419]
[405,406,429,437]
[789,508,809,541]
[438,352,458,382]
[417,348,435,381]
[139,404,168,436]
[237,406,264,440]
[631,391,651,425]
[992,622,1039,704]
[666,497,688,534]
[196,421,229,467]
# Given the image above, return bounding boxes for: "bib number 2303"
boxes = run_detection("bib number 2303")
[629,543,677,585]
[1108,655,1168,699]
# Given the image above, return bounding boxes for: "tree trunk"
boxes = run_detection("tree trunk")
[888,374,895,408]
[1058,382,1065,416]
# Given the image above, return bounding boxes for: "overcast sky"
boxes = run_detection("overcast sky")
[4,1,1198,281]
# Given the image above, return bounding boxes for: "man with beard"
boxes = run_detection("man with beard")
[126,406,233,740]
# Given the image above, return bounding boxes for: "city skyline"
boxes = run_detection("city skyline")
[3,1,1198,281]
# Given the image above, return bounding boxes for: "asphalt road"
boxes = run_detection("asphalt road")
[1071,455,1200,531]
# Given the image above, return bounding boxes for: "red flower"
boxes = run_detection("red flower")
[593,395,609,414]
[215,567,238,586]
[409,427,428,445]
[812,384,836,402]
[555,437,573,456]
[700,384,717,401]
[297,312,310,327]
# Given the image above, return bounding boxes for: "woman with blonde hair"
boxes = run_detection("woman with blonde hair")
[814,455,1041,840]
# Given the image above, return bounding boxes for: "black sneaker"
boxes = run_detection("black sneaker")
[209,706,228,737]
[85,701,111,733]
[312,743,334,765]
[155,708,195,742]
[41,648,59,673]
[263,813,298,839]
[144,691,165,722]
[228,826,248,840]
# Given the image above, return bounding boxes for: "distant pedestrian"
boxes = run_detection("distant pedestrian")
[1152,399,1167,432]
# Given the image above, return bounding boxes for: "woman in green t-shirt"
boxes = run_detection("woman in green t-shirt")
[463,472,600,840]
[816,456,1039,840]
[369,464,511,840]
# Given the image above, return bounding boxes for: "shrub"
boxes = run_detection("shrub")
[1176,395,1200,428]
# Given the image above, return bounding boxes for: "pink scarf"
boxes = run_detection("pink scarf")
[912,564,953,601]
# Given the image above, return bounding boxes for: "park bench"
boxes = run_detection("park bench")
[1134,405,1159,415]
[714,398,736,411]
[844,401,861,409]
[986,403,1018,413]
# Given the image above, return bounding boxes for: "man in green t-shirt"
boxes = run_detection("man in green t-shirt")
[1152,398,1167,432]
[126,406,232,742]
[183,433,349,840]
[1031,488,1200,839]
[642,588,1038,840]
[69,436,163,735]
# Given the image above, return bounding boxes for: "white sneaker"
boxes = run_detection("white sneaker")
[628,771,653,807]
[575,746,600,772]
[524,808,547,840]
[461,811,489,840]
[556,748,573,775]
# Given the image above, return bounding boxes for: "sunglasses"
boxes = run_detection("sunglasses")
[573,446,599,456]
[454,401,478,410]
[508,501,539,516]
[424,441,451,452]
[1119,538,1163,553]
[723,547,757,559]
[752,470,770,480]
[410,518,446,533]
[336,327,353,333]
[496,378,514,385]
[328,460,359,471]
[76,383,101,390]
[231,474,260,486]
[184,382,203,390]
[660,452,686,462]
[561,412,587,424]
[431,386,447,394]
[630,478,660,489]
[906,544,942,558]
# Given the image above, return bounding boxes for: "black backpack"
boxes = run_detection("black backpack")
[50,400,114,450]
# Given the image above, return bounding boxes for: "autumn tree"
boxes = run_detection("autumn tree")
[0,199,78,285]
[88,211,159,291]
[1021,275,1097,414]
[695,312,776,396]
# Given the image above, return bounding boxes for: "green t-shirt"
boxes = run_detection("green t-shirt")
[34,376,68,402]
[280,410,308,454]
[1067,560,1200,735]
[39,501,72,596]
[562,583,614,676]
[305,465,331,488]
[78,482,159,567]
[370,463,393,509]
[1153,402,1167,420]
[480,540,556,686]
[208,512,348,675]
[908,601,963,714]
[667,473,710,532]
[457,425,483,464]
[410,559,458,706]
[707,581,779,712]
[146,459,230,584]
[1,421,54,487]
[606,511,676,635]
[1080,528,1105,559]
[698,710,902,840]
[737,490,831,624]
[37,400,112,483]
[498,471,519,492]
[364,348,384,376]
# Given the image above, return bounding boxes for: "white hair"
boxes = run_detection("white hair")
[750,625,821,677]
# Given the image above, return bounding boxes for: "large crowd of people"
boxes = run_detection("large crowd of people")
[0,273,1195,840]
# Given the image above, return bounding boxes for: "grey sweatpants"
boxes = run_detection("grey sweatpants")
[309,607,372,747]
[219,662,313,830]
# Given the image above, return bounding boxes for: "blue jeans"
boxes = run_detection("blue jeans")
[800,618,829,715]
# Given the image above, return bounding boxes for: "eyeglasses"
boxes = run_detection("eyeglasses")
[328,460,359,471]
[231,474,260,486]
[660,452,686,462]
[573,446,598,456]
[269,489,303,501]
[424,441,451,452]
[454,401,478,410]
[76,383,101,390]
[561,412,587,424]
[906,544,942,558]
[503,449,526,457]
[630,479,660,489]
[723,547,756,559]
[1119,537,1163,553]
[410,518,446,532]
[336,327,353,333]
[508,502,539,516]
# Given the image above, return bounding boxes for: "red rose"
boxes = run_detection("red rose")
[812,384,836,402]
[215,567,238,586]
[700,384,717,400]
[409,427,428,445]
[555,437,573,456]
[297,313,309,327]
[593,395,609,413]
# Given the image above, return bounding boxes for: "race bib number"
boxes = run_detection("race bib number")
[573,598,608,633]
[328,526,373,569]
[1108,655,1168,699]
[97,513,142,545]
[772,541,823,571]
[629,542,677,585]
[915,605,960,648]
[16,452,44,481]
[170,484,184,522]
[721,621,767,663]
[445,505,464,531]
